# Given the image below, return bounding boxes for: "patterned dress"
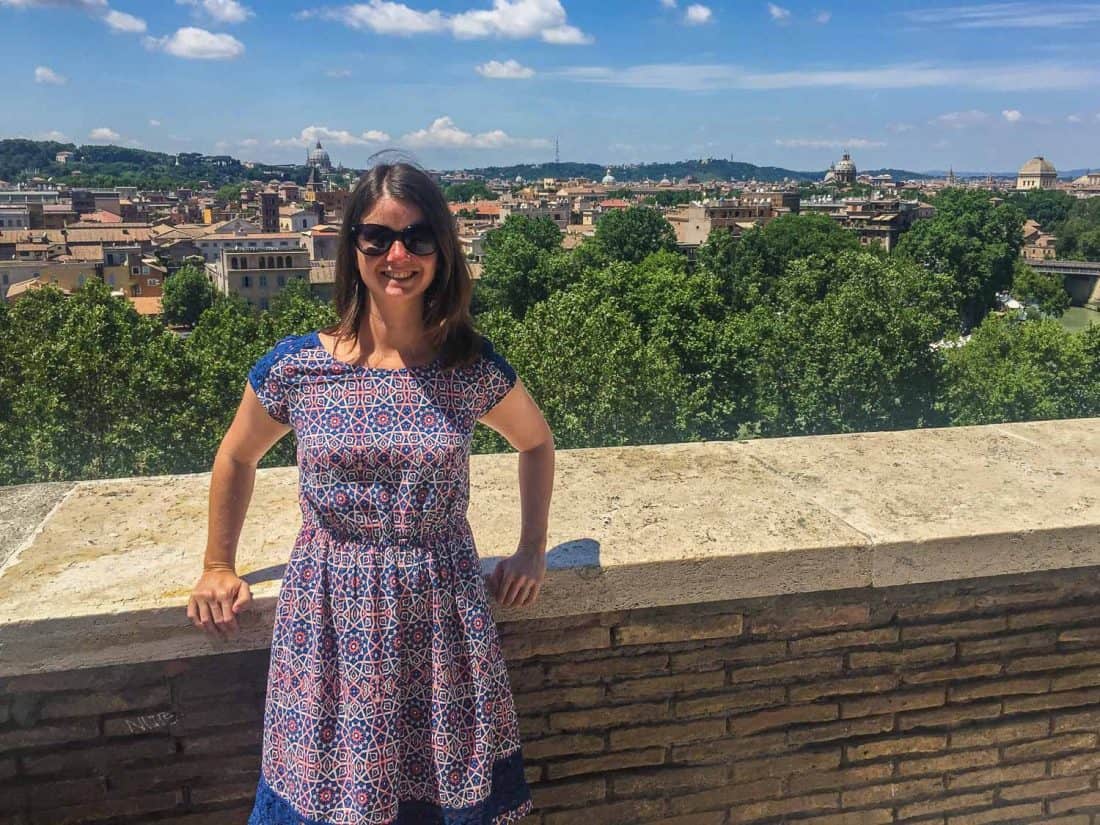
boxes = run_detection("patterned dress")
[245,330,532,825]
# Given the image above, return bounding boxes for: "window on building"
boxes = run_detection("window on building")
[108,275,115,285]
[230,256,238,269]
[260,297,269,310]
[79,275,86,285]
[259,275,268,287]
[242,275,251,288]
[148,278,160,286]
[277,274,285,287]
[280,241,288,247]
[258,257,266,269]
[267,256,275,268]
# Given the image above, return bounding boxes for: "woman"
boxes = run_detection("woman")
[187,160,554,824]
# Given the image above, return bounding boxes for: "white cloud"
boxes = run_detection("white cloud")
[476,58,535,79]
[239,137,259,146]
[886,122,914,133]
[303,0,592,44]
[149,119,161,126]
[684,4,711,24]
[177,0,253,24]
[103,8,144,31]
[1001,108,1022,122]
[816,10,831,23]
[931,109,988,128]
[400,115,549,149]
[554,61,1099,92]
[905,3,1100,29]
[775,137,886,149]
[89,127,121,141]
[40,130,70,141]
[326,68,353,77]
[1067,114,1082,123]
[659,0,676,7]
[767,2,790,22]
[145,27,245,59]
[34,65,66,84]
[274,125,391,147]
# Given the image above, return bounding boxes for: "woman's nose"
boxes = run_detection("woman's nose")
[386,240,411,263]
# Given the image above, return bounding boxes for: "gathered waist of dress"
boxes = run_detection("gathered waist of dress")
[298,515,469,550]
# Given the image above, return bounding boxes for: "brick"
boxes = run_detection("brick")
[1051,751,1100,776]
[519,715,548,738]
[729,749,840,783]
[647,814,725,825]
[674,686,784,719]
[727,791,838,823]
[548,702,667,732]
[108,753,259,793]
[896,791,996,821]
[611,764,725,796]
[1006,650,1100,675]
[847,734,946,762]
[897,701,1001,732]
[795,811,892,825]
[1002,733,1096,762]
[544,797,664,825]
[24,776,106,810]
[546,747,665,781]
[21,737,177,775]
[0,720,99,753]
[609,671,725,703]
[790,673,898,704]
[548,653,668,684]
[902,663,1002,686]
[788,763,893,794]
[901,617,1008,643]
[514,686,604,714]
[613,613,744,647]
[1000,775,1093,801]
[1052,707,1100,733]
[0,757,16,781]
[167,700,263,734]
[947,761,1046,790]
[508,665,546,692]
[1,663,167,696]
[1058,626,1100,645]
[728,703,838,737]
[529,777,606,809]
[894,590,1063,622]
[958,631,1058,659]
[188,780,261,805]
[948,718,1049,749]
[948,675,1049,702]
[841,777,944,808]
[789,627,899,656]
[1003,687,1100,714]
[749,604,871,636]
[177,724,263,756]
[946,802,1045,825]
[841,686,945,719]
[102,710,177,737]
[788,715,894,746]
[36,685,171,722]
[669,777,782,815]
[1047,791,1100,815]
[523,733,604,761]
[1006,603,1100,630]
[609,719,725,752]
[897,748,999,778]
[1051,667,1100,691]
[502,627,611,660]
[670,731,787,765]
[727,655,844,686]
[668,641,787,672]
[27,790,181,825]
[849,643,955,671]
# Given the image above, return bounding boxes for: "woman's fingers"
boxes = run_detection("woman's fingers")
[218,597,239,636]
[196,599,218,637]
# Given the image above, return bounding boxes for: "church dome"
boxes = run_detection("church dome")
[308,141,331,169]
[835,152,856,173]
[602,168,616,185]
[1019,156,1056,176]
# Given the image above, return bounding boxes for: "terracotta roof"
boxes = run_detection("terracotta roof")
[129,296,163,316]
[599,199,631,208]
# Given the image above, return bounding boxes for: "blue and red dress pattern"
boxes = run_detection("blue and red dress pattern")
[245,330,532,825]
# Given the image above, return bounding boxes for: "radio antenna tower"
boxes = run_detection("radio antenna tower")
[554,137,560,165]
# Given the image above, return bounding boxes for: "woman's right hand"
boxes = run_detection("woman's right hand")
[187,570,253,639]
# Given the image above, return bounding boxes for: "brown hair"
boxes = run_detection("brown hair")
[319,159,480,371]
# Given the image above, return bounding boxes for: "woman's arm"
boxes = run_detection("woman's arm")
[477,377,555,607]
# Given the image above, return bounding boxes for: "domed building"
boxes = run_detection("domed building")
[834,152,857,185]
[1016,156,1057,190]
[601,168,616,185]
[307,140,332,171]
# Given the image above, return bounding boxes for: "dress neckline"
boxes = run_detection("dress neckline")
[311,330,441,373]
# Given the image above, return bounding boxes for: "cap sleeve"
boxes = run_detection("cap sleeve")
[247,335,297,425]
[473,336,518,419]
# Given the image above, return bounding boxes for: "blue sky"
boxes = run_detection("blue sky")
[2,0,1100,173]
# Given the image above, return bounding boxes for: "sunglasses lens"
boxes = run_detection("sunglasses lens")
[404,226,437,256]
[357,226,393,255]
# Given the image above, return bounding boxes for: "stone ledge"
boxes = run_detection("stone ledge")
[1,418,1098,677]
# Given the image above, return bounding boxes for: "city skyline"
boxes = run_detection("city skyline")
[2,0,1100,171]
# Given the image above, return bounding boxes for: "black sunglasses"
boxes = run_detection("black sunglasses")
[353,223,438,257]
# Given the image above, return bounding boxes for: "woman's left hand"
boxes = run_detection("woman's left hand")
[488,546,546,608]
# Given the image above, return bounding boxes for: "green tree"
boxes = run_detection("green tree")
[1010,260,1070,317]
[939,314,1100,425]
[476,216,570,318]
[593,206,677,264]
[896,188,1025,330]
[162,263,217,327]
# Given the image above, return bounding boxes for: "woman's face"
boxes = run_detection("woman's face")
[354,195,439,308]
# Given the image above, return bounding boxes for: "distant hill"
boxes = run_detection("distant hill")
[456,160,932,183]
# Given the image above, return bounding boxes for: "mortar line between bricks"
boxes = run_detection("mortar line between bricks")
[741,452,878,547]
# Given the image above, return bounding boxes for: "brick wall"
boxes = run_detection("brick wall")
[2,566,1100,824]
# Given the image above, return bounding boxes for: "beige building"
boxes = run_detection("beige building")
[1016,156,1058,190]
[210,247,311,311]
[1022,219,1058,262]
[666,199,775,247]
